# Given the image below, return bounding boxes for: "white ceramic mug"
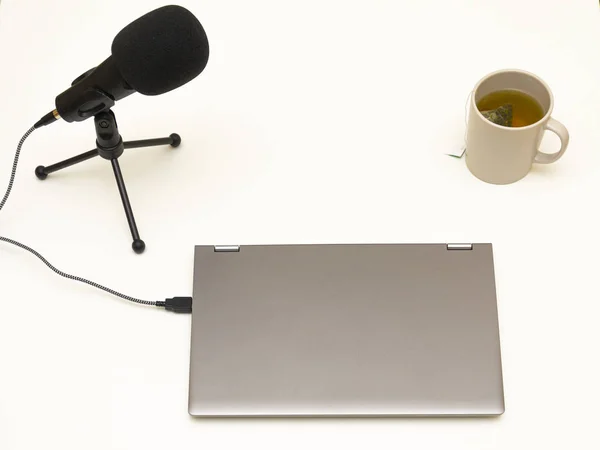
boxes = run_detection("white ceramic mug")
[466,69,569,184]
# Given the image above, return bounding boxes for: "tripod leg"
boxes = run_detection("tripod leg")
[35,149,99,180]
[123,133,181,149]
[111,159,145,254]
[36,134,181,180]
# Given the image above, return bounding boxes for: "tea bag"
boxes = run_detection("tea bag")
[480,104,513,127]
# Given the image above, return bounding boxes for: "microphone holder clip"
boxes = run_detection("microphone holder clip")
[35,109,181,254]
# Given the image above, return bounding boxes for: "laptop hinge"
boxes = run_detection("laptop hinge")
[214,245,241,252]
[446,243,473,251]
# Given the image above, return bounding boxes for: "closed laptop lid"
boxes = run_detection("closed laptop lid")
[189,244,504,417]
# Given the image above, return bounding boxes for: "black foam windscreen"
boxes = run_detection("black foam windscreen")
[111,5,209,96]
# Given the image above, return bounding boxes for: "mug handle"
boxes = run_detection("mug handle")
[534,118,570,164]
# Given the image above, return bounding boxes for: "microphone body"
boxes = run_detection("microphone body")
[56,56,134,123]
[44,5,209,125]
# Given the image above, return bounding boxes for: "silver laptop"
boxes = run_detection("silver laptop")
[189,244,504,417]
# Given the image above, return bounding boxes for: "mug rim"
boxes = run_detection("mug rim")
[471,68,555,131]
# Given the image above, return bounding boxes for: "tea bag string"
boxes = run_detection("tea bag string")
[464,92,472,149]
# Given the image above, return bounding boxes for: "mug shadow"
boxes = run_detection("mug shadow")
[529,163,559,178]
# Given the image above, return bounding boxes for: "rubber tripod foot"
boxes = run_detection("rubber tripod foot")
[132,239,146,254]
[169,133,181,148]
[35,166,48,180]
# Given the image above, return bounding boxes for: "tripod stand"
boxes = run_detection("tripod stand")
[35,109,180,254]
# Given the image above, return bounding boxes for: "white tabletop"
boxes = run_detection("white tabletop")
[1,0,599,448]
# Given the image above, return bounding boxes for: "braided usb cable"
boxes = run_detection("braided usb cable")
[0,126,35,212]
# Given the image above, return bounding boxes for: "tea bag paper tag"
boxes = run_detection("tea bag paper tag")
[446,146,466,158]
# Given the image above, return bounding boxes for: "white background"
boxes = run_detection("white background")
[1,0,599,448]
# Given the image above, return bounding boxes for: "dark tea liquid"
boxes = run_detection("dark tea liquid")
[477,89,545,127]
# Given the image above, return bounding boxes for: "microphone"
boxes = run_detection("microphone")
[35,5,209,128]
